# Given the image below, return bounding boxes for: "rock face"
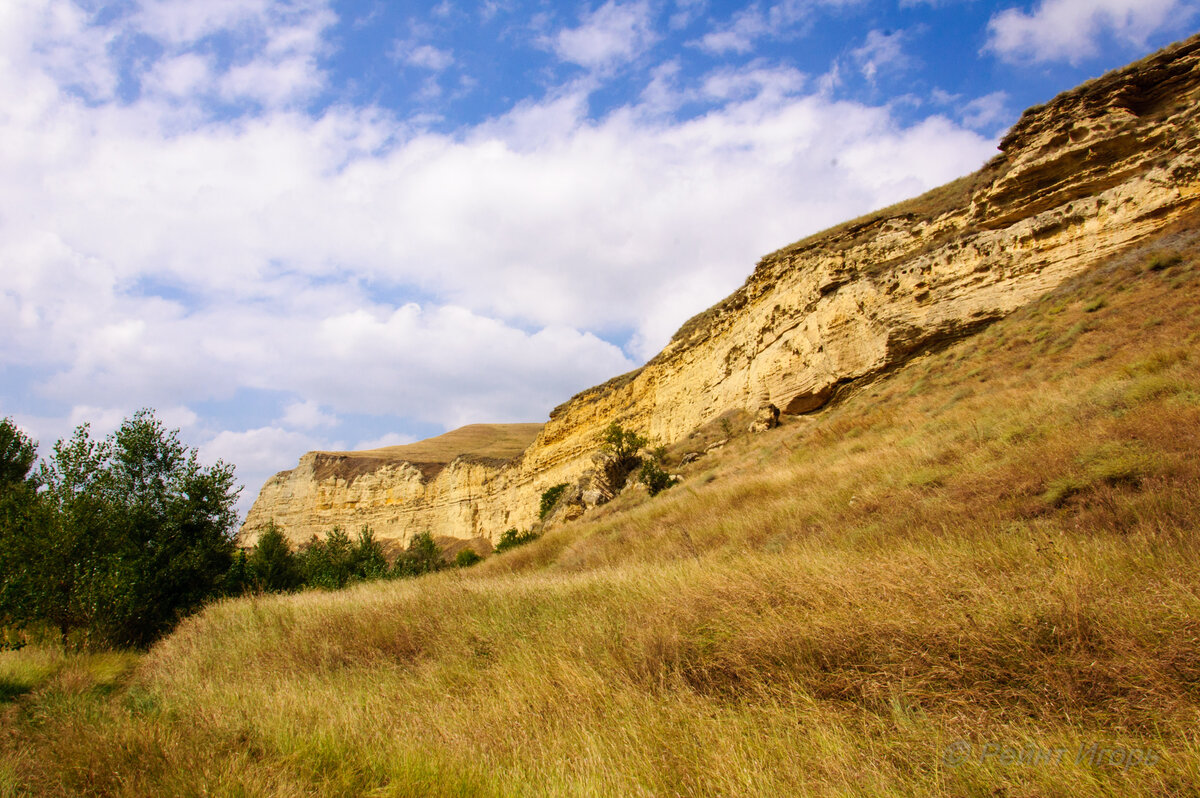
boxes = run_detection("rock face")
[243,35,1200,549]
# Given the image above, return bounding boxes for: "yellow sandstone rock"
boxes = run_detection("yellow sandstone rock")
[242,35,1200,549]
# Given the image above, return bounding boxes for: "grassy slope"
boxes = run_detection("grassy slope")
[3,225,1200,796]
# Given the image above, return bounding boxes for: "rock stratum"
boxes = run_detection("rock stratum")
[242,35,1200,548]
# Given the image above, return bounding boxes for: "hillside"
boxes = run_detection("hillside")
[4,209,1199,796]
[242,33,1200,550]
[4,37,1200,797]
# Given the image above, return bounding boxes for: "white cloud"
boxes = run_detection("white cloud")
[695,6,768,54]
[397,43,455,71]
[550,1,658,70]
[694,0,864,54]
[355,432,416,450]
[960,90,1011,131]
[143,53,215,98]
[852,29,912,83]
[0,0,999,507]
[986,0,1197,64]
[279,400,339,429]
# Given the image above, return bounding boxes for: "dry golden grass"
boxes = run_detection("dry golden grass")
[2,228,1200,796]
[311,423,545,484]
[343,423,544,461]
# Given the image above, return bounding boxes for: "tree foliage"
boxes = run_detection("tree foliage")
[0,411,240,649]
[600,422,647,467]
[295,525,390,590]
[248,522,302,593]
[392,531,444,577]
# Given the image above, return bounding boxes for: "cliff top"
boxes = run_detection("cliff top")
[307,423,545,484]
[336,423,545,462]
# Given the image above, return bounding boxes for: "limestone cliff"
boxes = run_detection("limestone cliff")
[242,35,1200,548]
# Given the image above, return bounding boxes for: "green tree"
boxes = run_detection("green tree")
[101,411,239,647]
[0,418,37,490]
[0,418,44,642]
[248,522,302,593]
[350,526,389,581]
[300,527,356,590]
[600,422,648,468]
[2,411,240,649]
[392,531,443,578]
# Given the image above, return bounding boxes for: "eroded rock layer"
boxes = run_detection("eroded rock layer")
[242,36,1200,548]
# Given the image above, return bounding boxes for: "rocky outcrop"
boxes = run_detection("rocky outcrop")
[243,35,1200,549]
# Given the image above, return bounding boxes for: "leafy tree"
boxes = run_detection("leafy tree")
[300,527,356,590]
[600,422,647,468]
[222,549,250,597]
[0,419,44,641]
[350,526,389,581]
[100,411,239,647]
[1,411,240,649]
[0,418,37,490]
[392,531,443,578]
[248,521,302,593]
[539,483,569,521]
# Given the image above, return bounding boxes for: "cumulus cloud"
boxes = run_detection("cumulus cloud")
[0,0,1000,511]
[851,29,912,82]
[695,6,769,54]
[694,0,864,54]
[550,1,658,70]
[393,42,455,71]
[279,400,339,429]
[986,0,1197,64]
[960,91,1012,131]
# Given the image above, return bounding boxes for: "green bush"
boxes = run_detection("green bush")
[454,549,483,568]
[539,483,569,520]
[350,526,389,581]
[639,460,678,497]
[494,528,539,554]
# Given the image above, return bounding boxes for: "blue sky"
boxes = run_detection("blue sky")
[1,0,1196,516]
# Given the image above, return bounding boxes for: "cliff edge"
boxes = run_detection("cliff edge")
[242,34,1200,547]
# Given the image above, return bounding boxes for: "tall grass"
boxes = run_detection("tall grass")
[2,231,1200,796]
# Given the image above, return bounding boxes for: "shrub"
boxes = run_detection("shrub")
[539,483,569,521]
[1148,252,1183,271]
[639,460,678,497]
[350,526,389,581]
[495,528,539,554]
[454,549,483,568]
